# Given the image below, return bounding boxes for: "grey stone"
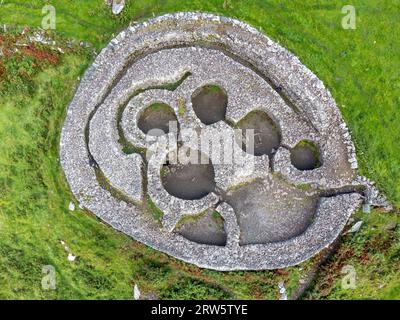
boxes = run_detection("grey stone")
[346,220,363,234]
[362,203,371,213]
[111,0,125,15]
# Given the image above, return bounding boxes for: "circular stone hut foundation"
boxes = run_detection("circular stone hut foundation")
[60,12,390,270]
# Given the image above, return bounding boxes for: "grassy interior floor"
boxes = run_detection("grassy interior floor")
[0,0,399,299]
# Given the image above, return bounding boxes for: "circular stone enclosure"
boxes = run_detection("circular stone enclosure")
[61,12,362,270]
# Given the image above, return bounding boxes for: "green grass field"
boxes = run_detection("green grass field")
[0,0,399,299]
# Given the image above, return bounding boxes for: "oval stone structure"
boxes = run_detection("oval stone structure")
[60,12,370,270]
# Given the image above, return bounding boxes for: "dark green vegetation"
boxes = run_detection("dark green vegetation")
[147,198,164,224]
[0,0,399,299]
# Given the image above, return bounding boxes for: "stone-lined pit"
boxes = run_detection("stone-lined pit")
[161,149,216,200]
[236,110,281,157]
[137,103,177,136]
[191,85,228,125]
[290,140,321,171]
[225,178,318,244]
[177,210,227,246]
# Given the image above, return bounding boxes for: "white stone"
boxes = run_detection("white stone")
[112,0,125,15]
[133,284,141,300]
[68,201,75,211]
[67,253,76,262]
[347,221,363,233]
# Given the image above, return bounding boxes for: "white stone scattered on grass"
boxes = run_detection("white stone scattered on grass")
[133,284,141,300]
[347,221,363,234]
[278,281,288,300]
[61,240,77,262]
[67,253,76,262]
[112,0,125,15]
[68,201,75,211]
